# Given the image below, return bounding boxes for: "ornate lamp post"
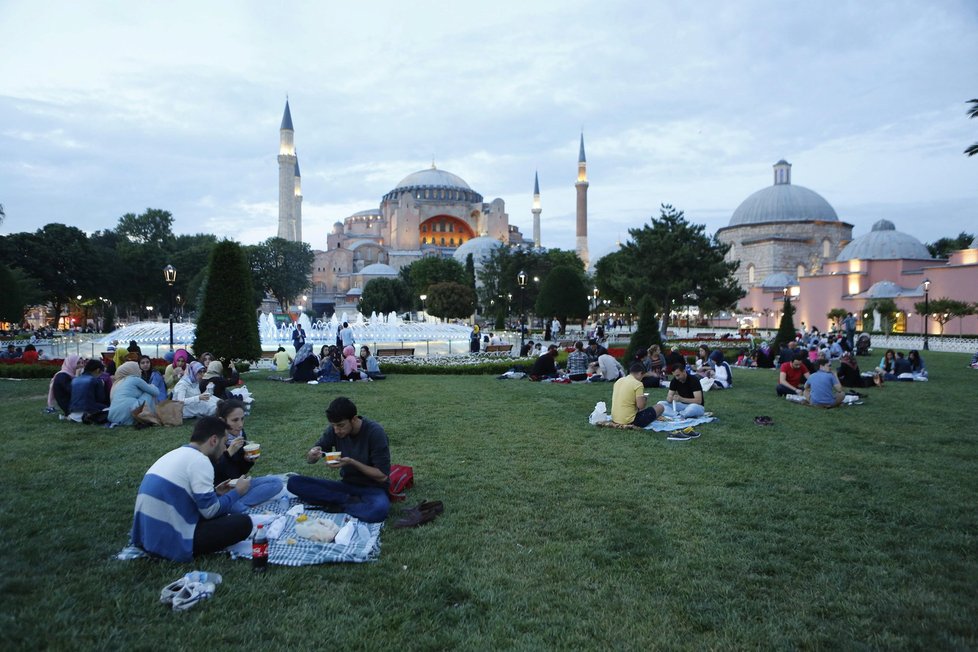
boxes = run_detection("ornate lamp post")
[517,270,528,352]
[163,264,176,350]
[922,278,930,350]
[419,294,427,322]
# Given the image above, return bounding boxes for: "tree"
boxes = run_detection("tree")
[2,224,98,326]
[0,265,29,324]
[114,209,176,318]
[966,98,978,157]
[862,298,898,334]
[464,253,476,290]
[477,246,586,323]
[772,295,797,355]
[193,241,262,363]
[249,237,314,311]
[426,282,476,320]
[624,295,661,363]
[594,204,742,332]
[913,297,961,335]
[360,277,411,316]
[0,203,4,225]
[826,308,848,330]
[534,265,589,328]
[400,257,467,309]
[926,231,974,259]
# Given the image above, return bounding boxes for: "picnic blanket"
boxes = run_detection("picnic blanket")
[644,415,716,432]
[117,494,382,565]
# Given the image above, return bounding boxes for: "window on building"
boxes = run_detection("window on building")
[440,237,445,246]
[797,264,806,279]
[822,238,831,258]
[747,264,755,284]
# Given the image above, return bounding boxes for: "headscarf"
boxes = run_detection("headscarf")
[185,361,204,384]
[201,361,224,380]
[708,350,725,365]
[292,343,314,369]
[343,345,359,376]
[173,349,189,366]
[47,354,82,408]
[111,361,140,399]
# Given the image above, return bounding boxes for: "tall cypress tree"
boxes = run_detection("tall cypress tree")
[772,295,797,356]
[624,296,661,362]
[193,241,262,362]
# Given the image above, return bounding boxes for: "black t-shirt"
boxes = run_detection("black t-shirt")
[530,352,558,377]
[314,417,391,488]
[665,350,686,370]
[669,373,704,407]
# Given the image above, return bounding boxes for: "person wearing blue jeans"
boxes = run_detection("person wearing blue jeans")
[288,397,391,523]
[655,363,706,419]
[213,399,284,513]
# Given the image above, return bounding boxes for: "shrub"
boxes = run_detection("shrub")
[193,241,262,363]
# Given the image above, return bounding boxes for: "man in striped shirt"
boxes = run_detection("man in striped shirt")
[131,416,253,561]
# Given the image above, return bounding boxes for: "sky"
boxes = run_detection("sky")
[1,0,977,263]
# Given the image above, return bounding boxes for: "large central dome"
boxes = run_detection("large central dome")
[728,160,838,227]
[392,167,472,193]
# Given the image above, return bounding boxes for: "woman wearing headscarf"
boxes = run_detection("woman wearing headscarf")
[48,354,85,415]
[107,361,160,426]
[172,361,218,418]
[138,355,167,402]
[164,348,189,389]
[709,349,733,389]
[290,343,319,383]
[342,345,367,381]
[198,360,238,399]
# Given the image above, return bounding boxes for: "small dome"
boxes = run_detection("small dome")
[393,167,472,192]
[759,272,798,289]
[836,220,930,261]
[358,263,397,276]
[729,184,838,226]
[350,209,381,218]
[863,280,908,299]
[452,236,503,267]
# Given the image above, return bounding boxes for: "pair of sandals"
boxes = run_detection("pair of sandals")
[160,571,222,612]
[754,416,775,426]
[393,500,444,528]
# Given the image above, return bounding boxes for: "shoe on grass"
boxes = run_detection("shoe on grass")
[667,430,691,441]
[171,581,216,612]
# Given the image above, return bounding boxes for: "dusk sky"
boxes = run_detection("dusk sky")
[1,0,976,263]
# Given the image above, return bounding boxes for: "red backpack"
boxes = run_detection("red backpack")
[388,464,414,502]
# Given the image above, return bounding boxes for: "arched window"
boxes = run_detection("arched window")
[822,238,831,258]
[440,237,446,246]
[747,264,755,284]
[797,263,806,279]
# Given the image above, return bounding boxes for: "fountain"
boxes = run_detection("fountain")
[96,311,476,357]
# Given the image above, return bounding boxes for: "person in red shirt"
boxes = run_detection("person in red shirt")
[776,351,810,397]
[20,344,39,364]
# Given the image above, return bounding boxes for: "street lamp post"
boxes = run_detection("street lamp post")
[517,270,527,352]
[163,264,176,350]
[419,294,427,322]
[922,278,930,350]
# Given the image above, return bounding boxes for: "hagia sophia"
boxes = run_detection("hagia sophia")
[274,101,978,333]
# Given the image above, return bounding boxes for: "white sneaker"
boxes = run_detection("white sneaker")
[171,581,216,612]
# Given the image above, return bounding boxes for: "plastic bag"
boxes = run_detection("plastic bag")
[589,401,611,425]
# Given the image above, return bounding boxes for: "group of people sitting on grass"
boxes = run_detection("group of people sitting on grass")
[131,396,390,561]
[1,343,48,362]
[285,344,385,383]
[528,339,626,382]
[45,347,245,427]
[609,361,706,427]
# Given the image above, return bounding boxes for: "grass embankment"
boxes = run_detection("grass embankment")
[1,352,976,649]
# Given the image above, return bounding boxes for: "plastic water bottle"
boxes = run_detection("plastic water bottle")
[205,382,215,395]
[252,524,268,573]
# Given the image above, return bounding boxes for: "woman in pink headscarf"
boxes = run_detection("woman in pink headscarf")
[164,348,189,390]
[47,354,85,415]
[341,345,367,381]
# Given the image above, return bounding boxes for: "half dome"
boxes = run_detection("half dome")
[452,236,503,267]
[759,272,798,289]
[836,220,931,261]
[393,167,472,193]
[358,263,398,276]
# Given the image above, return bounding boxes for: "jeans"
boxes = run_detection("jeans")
[656,401,705,419]
[286,475,390,523]
[776,384,802,397]
[230,476,284,514]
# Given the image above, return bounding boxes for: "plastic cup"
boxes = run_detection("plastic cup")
[244,443,261,460]
[325,450,341,465]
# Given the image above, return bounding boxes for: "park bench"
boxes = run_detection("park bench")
[376,347,415,357]
[557,340,577,349]
[695,332,717,339]
[483,343,513,355]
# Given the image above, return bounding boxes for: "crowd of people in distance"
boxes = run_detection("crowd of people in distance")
[283,343,385,384]
[526,339,626,383]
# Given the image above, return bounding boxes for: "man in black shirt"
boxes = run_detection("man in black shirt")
[287,397,391,522]
[652,363,706,419]
[529,344,560,380]
[584,339,608,364]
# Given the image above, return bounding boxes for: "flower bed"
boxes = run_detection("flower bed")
[380,355,532,375]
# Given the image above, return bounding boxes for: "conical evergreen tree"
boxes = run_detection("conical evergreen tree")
[193,241,262,363]
[772,295,797,356]
[624,296,661,362]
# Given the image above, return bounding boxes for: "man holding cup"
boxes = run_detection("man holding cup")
[130,416,253,561]
[287,397,391,523]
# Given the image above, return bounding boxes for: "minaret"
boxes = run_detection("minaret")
[575,133,589,269]
[277,99,298,241]
[293,157,303,242]
[531,171,542,248]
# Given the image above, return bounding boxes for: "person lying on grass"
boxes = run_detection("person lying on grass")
[130,416,253,562]
[802,357,846,408]
[288,397,391,523]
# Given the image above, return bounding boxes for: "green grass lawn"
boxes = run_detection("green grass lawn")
[1,352,976,649]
